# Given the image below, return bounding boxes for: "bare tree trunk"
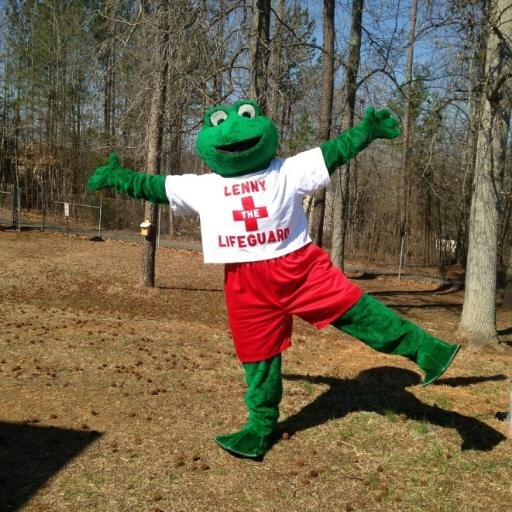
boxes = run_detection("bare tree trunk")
[401,0,418,263]
[103,51,114,139]
[212,0,226,103]
[140,0,169,288]
[310,0,334,247]
[457,0,512,347]
[268,0,285,120]
[331,0,363,270]
[504,246,512,308]
[249,0,271,112]
[457,20,488,266]
[167,103,182,239]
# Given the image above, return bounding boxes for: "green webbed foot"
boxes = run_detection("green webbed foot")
[216,355,282,459]
[215,426,277,459]
[334,294,461,387]
[421,343,461,386]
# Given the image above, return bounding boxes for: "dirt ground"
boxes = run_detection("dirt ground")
[0,230,511,512]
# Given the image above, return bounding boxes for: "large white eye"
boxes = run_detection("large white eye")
[210,110,228,126]
[238,104,256,118]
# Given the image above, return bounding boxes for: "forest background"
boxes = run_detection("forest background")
[0,0,511,346]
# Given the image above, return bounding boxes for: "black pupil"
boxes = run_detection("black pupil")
[242,112,252,117]
[217,118,225,125]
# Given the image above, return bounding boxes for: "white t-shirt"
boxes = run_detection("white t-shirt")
[165,147,329,264]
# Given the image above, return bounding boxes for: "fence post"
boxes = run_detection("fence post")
[506,382,512,438]
[157,203,161,249]
[11,187,15,228]
[97,196,103,239]
[13,187,22,231]
[41,185,46,231]
[398,235,405,280]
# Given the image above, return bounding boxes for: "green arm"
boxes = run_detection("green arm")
[320,107,401,174]
[87,153,169,204]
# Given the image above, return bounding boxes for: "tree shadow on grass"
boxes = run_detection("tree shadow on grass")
[158,285,223,293]
[436,375,508,387]
[389,303,463,311]
[279,367,506,452]
[369,282,461,296]
[0,422,101,511]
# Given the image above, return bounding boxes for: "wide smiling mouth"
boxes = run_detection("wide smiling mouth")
[215,136,262,154]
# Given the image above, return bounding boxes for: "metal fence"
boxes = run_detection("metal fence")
[0,184,200,242]
[0,185,18,229]
[51,199,103,237]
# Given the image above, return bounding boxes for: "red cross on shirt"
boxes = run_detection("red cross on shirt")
[232,196,269,232]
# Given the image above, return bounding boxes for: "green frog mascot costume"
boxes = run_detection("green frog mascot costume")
[87,100,460,459]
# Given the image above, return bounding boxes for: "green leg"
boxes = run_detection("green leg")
[215,354,282,458]
[332,294,460,386]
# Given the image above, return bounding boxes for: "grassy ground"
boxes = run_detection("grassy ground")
[0,230,511,512]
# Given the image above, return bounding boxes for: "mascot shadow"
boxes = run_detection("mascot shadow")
[0,422,101,511]
[279,367,507,452]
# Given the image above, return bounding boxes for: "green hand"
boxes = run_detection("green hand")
[320,105,401,173]
[86,153,168,204]
[87,153,125,191]
[361,106,401,140]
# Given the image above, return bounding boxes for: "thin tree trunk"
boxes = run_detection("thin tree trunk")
[457,0,512,346]
[331,0,363,270]
[268,0,285,120]
[212,0,226,103]
[310,0,334,247]
[503,246,512,308]
[249,0,271,112]
[401,0,418,262]
[103,52,113,138]
[140,0,169,288]
[457,26,487,266]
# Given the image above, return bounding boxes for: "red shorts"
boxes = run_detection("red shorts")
[224,243,363,362]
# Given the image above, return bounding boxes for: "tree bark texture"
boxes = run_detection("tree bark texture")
[458,0,512,345]
[401,0,418,259]
[503,247,512,308]
[249,0,271,112]
[268,0,285,120]
[457,21,488,266]
[140,0,169,288]
[310,0,334,247]
[331,0,363,270]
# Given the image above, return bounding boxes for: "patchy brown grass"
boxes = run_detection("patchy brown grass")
[0,230,511,512]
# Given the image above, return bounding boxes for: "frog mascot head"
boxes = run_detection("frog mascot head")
[87,99,460,460]
[196,99,278,176]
